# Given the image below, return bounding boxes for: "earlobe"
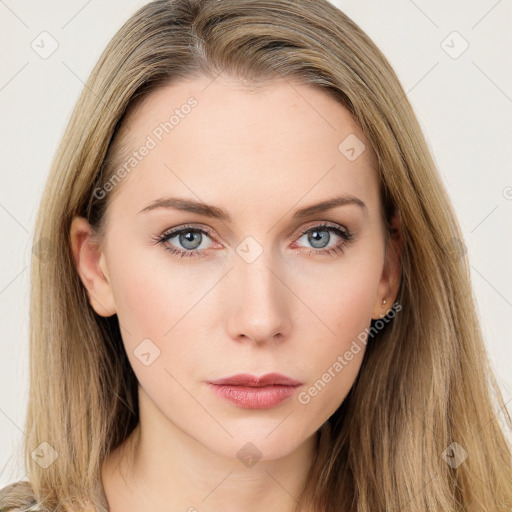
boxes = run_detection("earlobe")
[69,216,117,317]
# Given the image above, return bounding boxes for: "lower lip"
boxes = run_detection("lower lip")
[207,383,300,409]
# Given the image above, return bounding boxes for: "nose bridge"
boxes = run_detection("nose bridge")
[226,244,289,343]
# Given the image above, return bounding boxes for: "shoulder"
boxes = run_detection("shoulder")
[0,481,40,512]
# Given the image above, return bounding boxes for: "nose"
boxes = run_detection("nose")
[225,252,291,345]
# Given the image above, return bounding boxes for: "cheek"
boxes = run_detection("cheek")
[107,262,204,415]
[107,245,205,337]
[104,249,193,370]
[293,251,383,411]
[105,248,218,383]
[298,246,382,340]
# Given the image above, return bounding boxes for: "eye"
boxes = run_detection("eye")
[154,224,215,258]
[292,222,354,257]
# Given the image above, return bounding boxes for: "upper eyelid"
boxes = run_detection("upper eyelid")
[160,225,214,243]
[296,221,350,235]
[162,224,212,236]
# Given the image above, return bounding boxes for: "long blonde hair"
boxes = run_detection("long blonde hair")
[1,0,511,510]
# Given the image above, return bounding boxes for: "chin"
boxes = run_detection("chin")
[202,418,315,463]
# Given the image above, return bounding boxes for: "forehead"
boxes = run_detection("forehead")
[106,75,380,222]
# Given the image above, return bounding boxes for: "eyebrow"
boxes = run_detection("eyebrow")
[138,194,367,221]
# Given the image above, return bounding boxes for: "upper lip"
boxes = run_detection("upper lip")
[207,372,302,387]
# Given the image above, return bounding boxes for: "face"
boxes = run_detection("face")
[71,74,401,462]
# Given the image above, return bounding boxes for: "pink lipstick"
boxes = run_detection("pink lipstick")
[206,372,302,409]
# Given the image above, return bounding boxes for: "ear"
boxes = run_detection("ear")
[371,207,403,320]
[69,216,117,317]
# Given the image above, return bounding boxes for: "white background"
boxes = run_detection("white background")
[1,0,511,486]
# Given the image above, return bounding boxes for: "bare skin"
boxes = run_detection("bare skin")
[70,74,402,512]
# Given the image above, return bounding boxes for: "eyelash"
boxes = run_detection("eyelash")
[152,222,354,259]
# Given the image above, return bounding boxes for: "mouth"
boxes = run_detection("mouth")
[206,373,303,410]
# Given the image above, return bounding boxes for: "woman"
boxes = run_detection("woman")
[1,0,511,510]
